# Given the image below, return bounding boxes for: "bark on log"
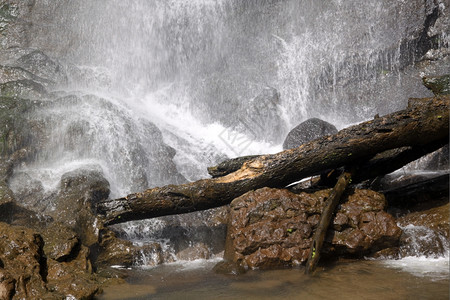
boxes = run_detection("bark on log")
[305,171,352,274]
[97,96,449,225]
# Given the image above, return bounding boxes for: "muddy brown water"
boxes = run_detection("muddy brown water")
[98,258,449,300]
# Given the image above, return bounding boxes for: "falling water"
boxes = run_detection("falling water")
[8,0,448,267]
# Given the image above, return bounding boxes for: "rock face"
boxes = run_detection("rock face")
[422,75,450,95]
[283,118,338,150]
[224,187,401,270]
[0,0,34,49]
[0,222,100,299]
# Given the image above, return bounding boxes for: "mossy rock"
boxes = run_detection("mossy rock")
[422,75,450,95]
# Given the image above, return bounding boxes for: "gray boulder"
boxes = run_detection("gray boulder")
[283,118,338,150]
[15,50,67,85]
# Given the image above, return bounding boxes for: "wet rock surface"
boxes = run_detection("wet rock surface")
[422,75,450,95]
[396,201,449,258]
[0,221,103,299]
[0,0,34,49]
[0,79,48,99]
[224,187,401,270]
[55,168,110,246]
[283,118,338,150]
[0,222,48,299]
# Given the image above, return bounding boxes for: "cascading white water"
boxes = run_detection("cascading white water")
[11,0,447,265]
[27,0,437,188]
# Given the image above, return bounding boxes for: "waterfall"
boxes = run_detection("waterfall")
[7,0,446,265]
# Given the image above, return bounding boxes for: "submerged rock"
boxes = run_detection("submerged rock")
[283,118,338,150]
[223,187,401,270]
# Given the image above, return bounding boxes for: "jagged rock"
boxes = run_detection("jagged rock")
[0,180,51,229]
[96,228,165,268]
[46,245,99,299]
[6,171,49,211]
[15,50,67,85]
[283,118,338,150]
[55,168,110,247]
[0,222,101,299]
[329,189,402,254]
[223,187,401,270]
[0,222,49,299]
[422,75,450,95]
[0,200,51,229]
[41,223,81,262]
[0,79,48,99]
[0,269,15,300]
[96,229,137,267]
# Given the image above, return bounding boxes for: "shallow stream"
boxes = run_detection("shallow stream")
[99,258,449,299]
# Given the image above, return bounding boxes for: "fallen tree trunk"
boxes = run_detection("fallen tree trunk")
[97,96,449,225]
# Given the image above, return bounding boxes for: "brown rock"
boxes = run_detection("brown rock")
[0,222,48,299]
[177,243,211,261]
[54,168,110,247]
[0,269,15,300]
[223,187,401,270]
[96,229,137,267]
[0,222,101,299]
[396,201,449,258]
[41,222,80,262]
[46,245,99,299]
[97,229,164,268]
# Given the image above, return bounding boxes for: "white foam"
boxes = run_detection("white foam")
[382,256,449,280]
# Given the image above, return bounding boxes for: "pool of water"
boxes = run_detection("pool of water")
[98,257,449,300]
